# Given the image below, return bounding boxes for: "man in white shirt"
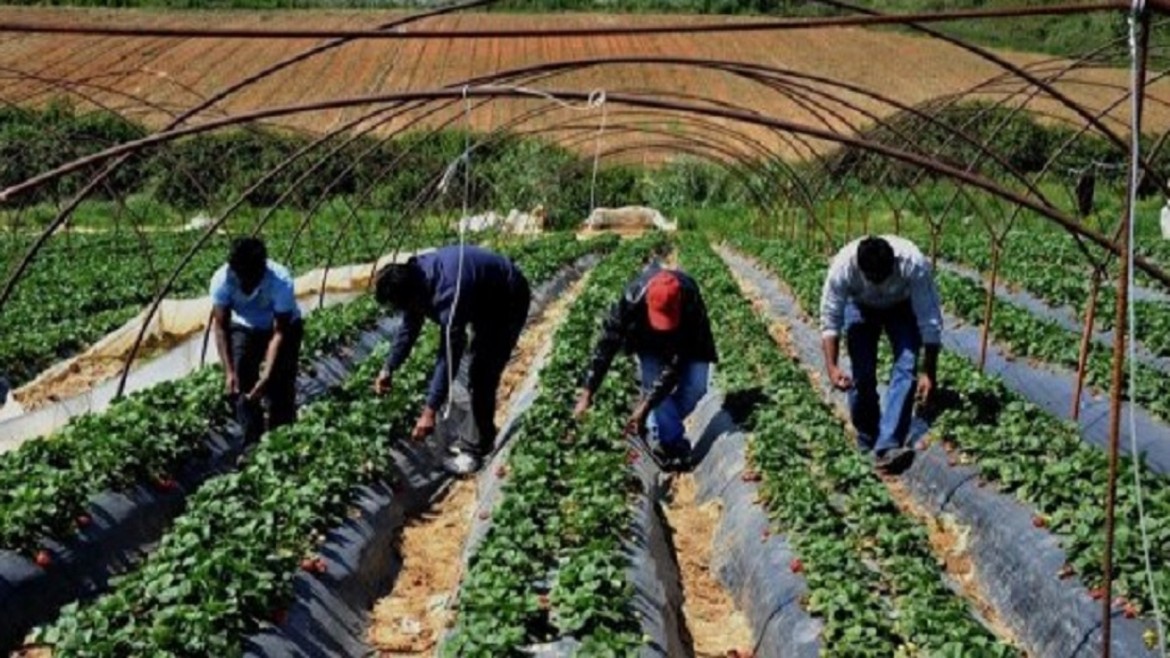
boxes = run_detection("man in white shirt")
[210,238,304,442]
[819,235,943,472]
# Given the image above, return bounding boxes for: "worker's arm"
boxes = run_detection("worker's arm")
[209,268,238,395]
[382,310,424,377]
[211,305,237,395]
[248,312,293,401]
[575,294,633,416]
[910,265,944,402]
[819,264,852,391]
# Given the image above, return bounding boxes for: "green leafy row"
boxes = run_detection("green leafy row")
[937,270,1170,424]
[680,235,1012,657]
[732,235,1170,629]
[925,227,1170,361]
[446,236,664,657]
[0,295,379,557]
[38,330,429,656]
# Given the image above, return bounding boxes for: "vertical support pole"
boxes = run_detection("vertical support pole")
[978,241,1000,372]
[1072,269,1103,421]
[1102,10,1149,657]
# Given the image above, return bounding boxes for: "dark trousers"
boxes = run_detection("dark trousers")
[230,320,304,442]
[462,277,531,456]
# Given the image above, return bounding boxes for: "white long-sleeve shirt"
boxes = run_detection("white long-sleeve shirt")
[819,235,943,345]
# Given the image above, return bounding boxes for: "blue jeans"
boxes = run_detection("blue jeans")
[845,301,921,453]
[637,355,710,449]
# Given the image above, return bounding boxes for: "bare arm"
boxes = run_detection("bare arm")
[212,306,238,393]
[253,313,292,396]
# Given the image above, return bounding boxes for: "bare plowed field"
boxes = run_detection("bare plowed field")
[0,7,1165,161]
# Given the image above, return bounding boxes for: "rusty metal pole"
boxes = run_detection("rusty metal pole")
[978,241,1000,372]
[1101,9,1149,657]
[1072,268,1103,421]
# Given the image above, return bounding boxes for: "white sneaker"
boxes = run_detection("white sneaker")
[444,451,481,476]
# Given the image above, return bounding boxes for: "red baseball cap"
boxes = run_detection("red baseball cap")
[646,271,683,331]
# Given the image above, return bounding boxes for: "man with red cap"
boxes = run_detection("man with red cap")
[574,261,718,469]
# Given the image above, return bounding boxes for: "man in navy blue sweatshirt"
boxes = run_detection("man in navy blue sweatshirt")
[373,245,531,475]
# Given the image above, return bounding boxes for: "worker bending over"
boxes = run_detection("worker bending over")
[373,245,531,476]
[820,235,943,472]
[210,237,304,442]
[575,261,718,470]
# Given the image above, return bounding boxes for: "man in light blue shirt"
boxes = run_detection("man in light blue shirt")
[210,237,304,442]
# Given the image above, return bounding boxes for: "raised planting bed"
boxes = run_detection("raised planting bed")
[722,237,1161,657]
[441,234,697,657]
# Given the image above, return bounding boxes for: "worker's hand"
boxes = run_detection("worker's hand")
[246,377,268,403]
[624,400,650,438]
[224,371,240,396]
[828,365,853,391]
[572,389,593,420]
[373,369,392,396]
[915,373,935,407]
[411,407,437,441]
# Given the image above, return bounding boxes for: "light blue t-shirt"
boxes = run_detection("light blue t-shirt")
[209,260,301,329]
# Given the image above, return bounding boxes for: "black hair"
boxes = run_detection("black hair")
[374,259,425,309]
[229,237,267,282]
[857,236,896,283]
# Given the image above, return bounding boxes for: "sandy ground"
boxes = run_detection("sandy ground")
[367,271,590,656]
[0,7,1162,163]
[663,474,754,658]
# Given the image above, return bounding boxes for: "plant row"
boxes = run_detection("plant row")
[680,235,1013,657]
[445,236,666,656]
[937,270,1170,424]
[0,225,442,388]
[35,324,431,656]
[731,235,1170,630]
[0,234,604,558]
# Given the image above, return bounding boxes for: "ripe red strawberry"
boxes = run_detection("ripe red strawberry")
[313,558,327,574]
[76,514,92,528]
[1124,601,1140,619]
[301,558,317,573]
[34,550,52,568]
[1032,515,1047,529]
[789,558,804,574]
[1090,586,1107,600]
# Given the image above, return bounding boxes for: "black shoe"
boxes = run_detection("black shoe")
[653,441,692,472]
[874,447,914,474]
